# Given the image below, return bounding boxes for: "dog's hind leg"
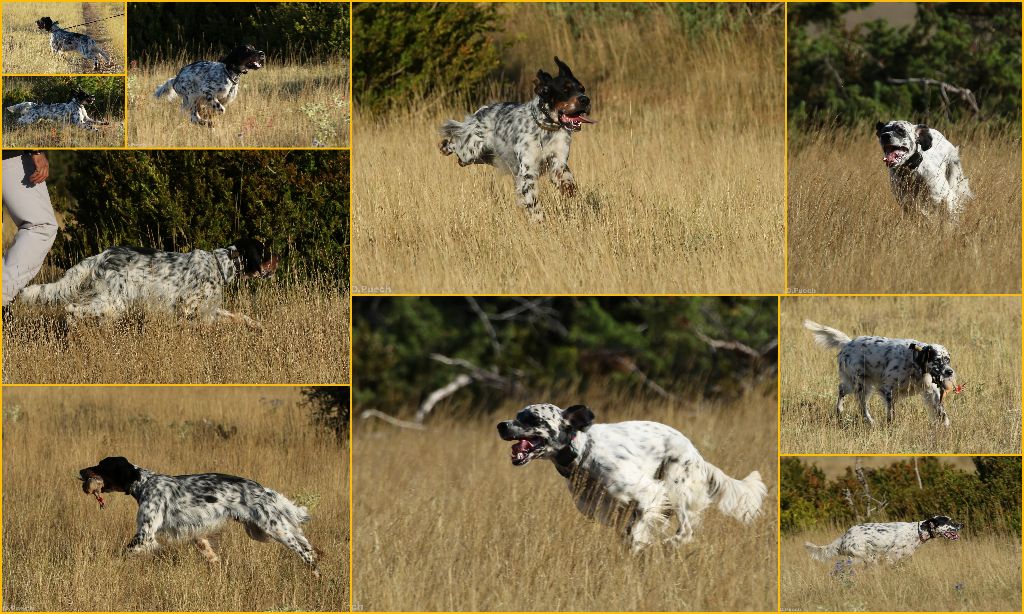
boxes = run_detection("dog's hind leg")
[881,387,895,424]
[835,383,848,425]
[855,382,875,426]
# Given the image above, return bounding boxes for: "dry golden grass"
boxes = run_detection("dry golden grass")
[354,391,777,611]
[781,531,1021,611]
[2,279,350,384]
[352,9,783,294]
[2,2,126,74]
[780,296,1021,454]
[1,386,348,612]
[788,125,1022,293]
[128,59,348,147]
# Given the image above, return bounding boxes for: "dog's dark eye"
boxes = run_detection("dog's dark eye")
[942,357,950,365]
[517,412,540,427]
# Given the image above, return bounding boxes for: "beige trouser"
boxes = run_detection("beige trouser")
[2,154,58,306]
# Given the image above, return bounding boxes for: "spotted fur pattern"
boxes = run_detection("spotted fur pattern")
[79,457,320,576]
[875,120,972,221]
[154,45,266,126]
[497,404,766,552]
[16,238,277,329]
[804,320,957,427]
[439,57,593,221]
[5,90,106,131]
[36,16,112,71]
[806,515,963,564]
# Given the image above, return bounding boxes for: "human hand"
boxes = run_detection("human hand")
[28,153,49,185]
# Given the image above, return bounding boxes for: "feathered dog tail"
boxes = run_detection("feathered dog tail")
[803,320,852,350]
[153,77,178,100]
[5,102,33,115]
[706,463,766,524]
[805,538,842,561]
[17,258,96,305]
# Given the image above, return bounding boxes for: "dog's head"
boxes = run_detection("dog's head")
[222,44,266,73]
[78,457,141,507]
[920,515,963,541]
[497,403,594,466]
[228,238,278,278]
[71,89,96,105]
[910,342,957,399]
[876,120,932,168]
[535,57,594,132]
[36,16,55,31]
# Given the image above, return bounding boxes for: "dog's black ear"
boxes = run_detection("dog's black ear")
[911,344,937,372]
[562,404,594,430]
[875,121,885,135]
[534,70,553,98]
[916,124,933,151]
[554,56,575,80]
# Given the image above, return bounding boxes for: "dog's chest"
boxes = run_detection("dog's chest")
[485,105,572,170]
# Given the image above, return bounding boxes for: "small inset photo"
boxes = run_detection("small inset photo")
[780,295,1022,454]
[781,456,1021,612]
[1,386,349,612]
[2,76,124,147]
[787,3,1022,293]
[1,2,126,74]
[127,2,349,148]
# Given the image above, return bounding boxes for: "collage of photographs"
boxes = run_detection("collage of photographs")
[0,1,1021,613]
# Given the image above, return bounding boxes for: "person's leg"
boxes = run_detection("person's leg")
[2,155,58,306]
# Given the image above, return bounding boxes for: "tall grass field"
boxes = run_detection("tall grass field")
[128,58,348,147]
[2,2,126,74]
[788,124,1021,293]
[780,295,1021,454]
[354,391,777,611]
[1,386,348,612]
[781,531,1021,611]
[353,7,784,294]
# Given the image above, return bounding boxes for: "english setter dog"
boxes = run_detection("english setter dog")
[876,120,972,221]
[16,238,276,329]
[154,44,266,126]
[440,57,594,222]
[497,403,766,552]
[806,515,962,564]
[6,89,107,131]
[79,456,320,576]
[804,320,959,427]
[36,16,112,71]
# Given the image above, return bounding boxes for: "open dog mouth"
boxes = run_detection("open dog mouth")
[939,527,961,540]
[245,55,265,71]
[510,437,545,465]
[559,110,595,132]
[882,144,909,167]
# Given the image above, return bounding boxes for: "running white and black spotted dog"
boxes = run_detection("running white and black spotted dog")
[5,89,107,131]
[154,44,266,126]
[79,456,320,576]
[497,404,766,552]
[804,320,959,427]
[36,16,112,71]
[440,57,594,222]
[876,120,972,221]
[806,515,963,564]
[16,238,277,329]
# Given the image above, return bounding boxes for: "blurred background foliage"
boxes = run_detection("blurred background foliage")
[353,297,777,413]
[128,2,348,62]
[788,2,1021,132]
[32,151,349,283]
[354,2,778,113]
[781,457,1021,535]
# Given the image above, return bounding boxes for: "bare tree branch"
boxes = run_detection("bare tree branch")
[415,373,473,424]
[466,297,501,353]
[886,77,981,117]
[360,409,428,430]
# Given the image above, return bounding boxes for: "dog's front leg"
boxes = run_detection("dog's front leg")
[882,388,895,424]
[515,154,544,222]
[126,501,163,555]
[549,160,577,198]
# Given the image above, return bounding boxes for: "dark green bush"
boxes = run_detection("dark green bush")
[789,3,1021,131]
[128,2,348,62]
[43,150,349,284]
[353,3,501,113]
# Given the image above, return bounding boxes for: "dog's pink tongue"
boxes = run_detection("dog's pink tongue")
[884,149,903,167]
[512,439,534,454]
[577,113,595,124]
